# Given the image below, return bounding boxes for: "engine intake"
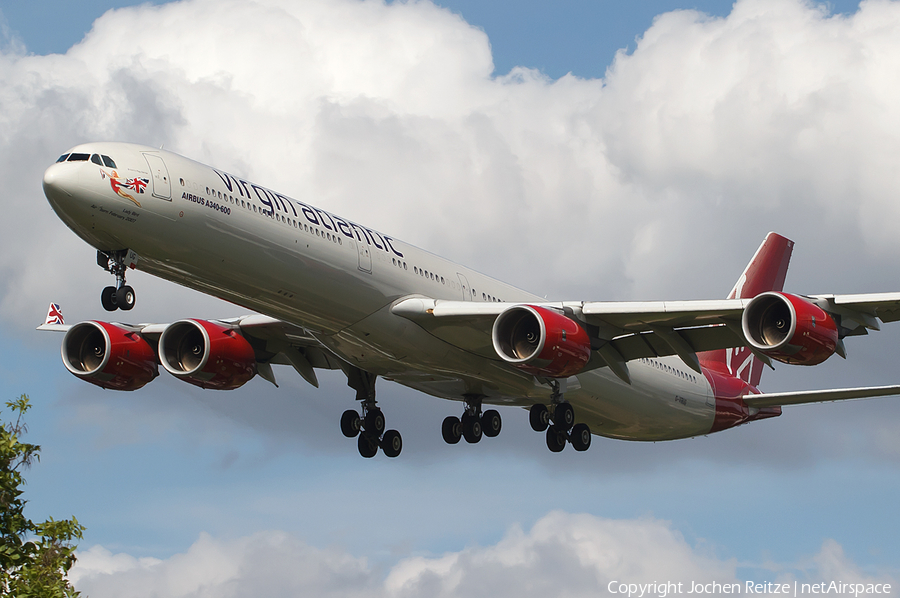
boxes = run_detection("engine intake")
[159,319,257,390]
[62,321,158,391]
[742,292,838,365]
[492,305,591,378]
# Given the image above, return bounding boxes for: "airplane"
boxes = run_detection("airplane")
[39,142,900,458]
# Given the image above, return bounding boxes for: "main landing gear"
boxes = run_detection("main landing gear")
[98,250,136,312]
[528,395,592,453]
[441,395,502,445]
[340,367,402,458]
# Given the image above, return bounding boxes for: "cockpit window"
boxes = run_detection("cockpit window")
[90,154,102,165]
[101,155,117,168]
[56,154,70,163]
[67,153,90,162]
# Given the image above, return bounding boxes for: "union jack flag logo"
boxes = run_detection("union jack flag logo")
[125,177,149,193]
[45,303,64,325]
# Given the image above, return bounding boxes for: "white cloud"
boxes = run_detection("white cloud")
[70,512,896,598]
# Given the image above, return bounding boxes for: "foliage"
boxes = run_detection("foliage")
[0,395,84,597]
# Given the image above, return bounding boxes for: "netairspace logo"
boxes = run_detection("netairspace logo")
[608,581,894,598]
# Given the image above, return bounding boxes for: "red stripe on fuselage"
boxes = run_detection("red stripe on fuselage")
[703,363,781,433]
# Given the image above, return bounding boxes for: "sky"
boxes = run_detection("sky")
[1,0,900,596]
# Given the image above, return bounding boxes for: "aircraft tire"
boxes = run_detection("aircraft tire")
[570,423,591,452]
[462,414,482,444]
[101,286,118,312]
[340,410,361,438]
[381,430,402,458]
[364,409,385,435]
[116,285,136,311]
[553,402,575,431]
[442,416,462,444]
[546,426,566,453]
[358,432,378,458]
[482,410,502,437]
[529,404,549,432]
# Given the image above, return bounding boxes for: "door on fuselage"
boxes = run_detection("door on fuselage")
[356,240,372,273]
[143,153,171,200]
[457,273,472,300]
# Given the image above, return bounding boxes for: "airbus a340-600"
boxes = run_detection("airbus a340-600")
[39,142,900,458]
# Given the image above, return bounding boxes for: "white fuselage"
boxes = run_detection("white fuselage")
[43,142,716,440]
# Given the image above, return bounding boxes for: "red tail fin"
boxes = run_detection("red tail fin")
[699,232,794,387]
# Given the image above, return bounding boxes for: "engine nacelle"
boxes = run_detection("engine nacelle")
[62,321,158,391]
[742,292,838,365]
[492,305,592,378]
[159,319,257,390]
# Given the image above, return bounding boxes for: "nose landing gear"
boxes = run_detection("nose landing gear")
[98,250,136,311]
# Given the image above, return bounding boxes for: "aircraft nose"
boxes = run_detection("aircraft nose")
[42,162,75,203]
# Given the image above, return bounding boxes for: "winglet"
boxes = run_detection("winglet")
[45,302,65,325]
[36,302,71,332]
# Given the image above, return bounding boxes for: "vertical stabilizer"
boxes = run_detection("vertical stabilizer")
[700,232,794,387]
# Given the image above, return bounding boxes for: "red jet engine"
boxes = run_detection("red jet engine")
[492,305,592,378]
[742,292,838,365]
[158,319,257,390]
[61,321,158,391]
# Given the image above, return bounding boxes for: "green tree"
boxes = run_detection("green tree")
[0,395,84,597]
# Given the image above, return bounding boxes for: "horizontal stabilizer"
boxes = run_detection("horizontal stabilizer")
[744,385,900,408]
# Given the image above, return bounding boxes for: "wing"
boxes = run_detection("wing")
[392,292,900,380]
[37,312,344,388]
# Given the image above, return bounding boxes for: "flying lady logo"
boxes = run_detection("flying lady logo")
[100,168,149,208]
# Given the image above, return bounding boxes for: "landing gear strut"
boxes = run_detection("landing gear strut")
[529,380,592,453]
[98,250,136,312]
[340,367,402,458]
[441,395,502,445]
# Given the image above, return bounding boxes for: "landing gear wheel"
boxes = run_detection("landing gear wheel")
[358,433,378,458]
[442,416,462,444]
[570,423,592,452]
[462,414,482,444]
[381,430,402,458]
[553,402,575,431]
[546,426,567,453]
[364,409,385,435]
[101,286,118,312]
[115,285,136,311]
[481,409,502,438]
[529,404,549,432]
[340,410,361,438]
